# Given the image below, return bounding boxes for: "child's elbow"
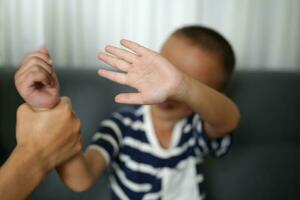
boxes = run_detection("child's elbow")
[227,107,241,133]
[215,107,241,137]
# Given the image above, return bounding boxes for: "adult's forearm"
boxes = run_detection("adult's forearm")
[0,146,47,200]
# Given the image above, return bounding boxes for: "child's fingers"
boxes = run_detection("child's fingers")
[22,52,52,65]
[104,45,138,63]
[20,57,53,75]
[115,93,143,104]
[120,39,151,56]
[19,66,53,89]
[98,53,131,72]
[24,57,54,74]
[37,48,50,56]
[98,69,127,85]
[20,65,52,85]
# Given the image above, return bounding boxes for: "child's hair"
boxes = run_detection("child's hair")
[172,25,235,89]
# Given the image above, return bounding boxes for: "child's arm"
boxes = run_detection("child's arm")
[15,49,107,192]
[56,150,107,192]
[174,75,240,138]
[97,39,240,138]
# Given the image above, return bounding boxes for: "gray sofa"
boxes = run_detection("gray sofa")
[1,67,300,200]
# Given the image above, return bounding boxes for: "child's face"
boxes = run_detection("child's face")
[162,35,226,90]
[152,35,226,120]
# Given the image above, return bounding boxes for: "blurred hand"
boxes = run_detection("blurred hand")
[15,48,60,109]
[16,97,82,172]
[97,39,184,104]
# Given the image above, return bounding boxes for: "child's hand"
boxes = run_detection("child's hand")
[15,48,60,110]
[98,39,184,104]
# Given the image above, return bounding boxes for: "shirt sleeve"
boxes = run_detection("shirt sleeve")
[192,113,232,158]
[87,113,124,165]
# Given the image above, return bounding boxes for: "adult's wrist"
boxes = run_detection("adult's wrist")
[14,144,51,175]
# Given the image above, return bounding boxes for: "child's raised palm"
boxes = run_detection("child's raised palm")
[15,48,60,109]
[98,39,184,104]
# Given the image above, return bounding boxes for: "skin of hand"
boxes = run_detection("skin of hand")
[0,98,82,200]
[15,48,60,109]
[97,39,185,105]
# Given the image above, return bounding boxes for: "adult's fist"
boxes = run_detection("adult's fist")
[16,97,82,172]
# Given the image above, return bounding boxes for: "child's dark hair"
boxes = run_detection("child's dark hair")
[172,25,235,88]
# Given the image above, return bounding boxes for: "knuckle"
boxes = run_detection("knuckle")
[28,70,41,79]
[30,65,41,73]
[29,57,40,64]
[59,107,71,119]
[54,97,73,119]
[59,98,71,110]
[60,97,72,109]
[36,52,45,57]
[17,103,29,116]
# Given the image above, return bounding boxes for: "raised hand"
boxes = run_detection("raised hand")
[98,39,184,105]
[15,48,60,109]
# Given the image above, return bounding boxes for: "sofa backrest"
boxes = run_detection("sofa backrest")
[1,67,300,200]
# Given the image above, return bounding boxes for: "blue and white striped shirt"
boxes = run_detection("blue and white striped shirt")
[88,105,231,200]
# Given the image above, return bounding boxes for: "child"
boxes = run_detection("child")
[15,26,240,200]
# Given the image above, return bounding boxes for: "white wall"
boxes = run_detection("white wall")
[0,0,299,70]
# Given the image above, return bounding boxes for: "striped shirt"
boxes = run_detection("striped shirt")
[88,105,231,200]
